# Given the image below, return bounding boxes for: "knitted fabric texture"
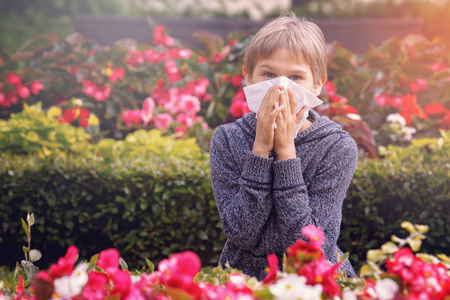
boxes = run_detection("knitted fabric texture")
[210,110,358,281]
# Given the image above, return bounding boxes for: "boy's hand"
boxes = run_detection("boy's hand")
[252,85,284,158]
[274,86,306,160]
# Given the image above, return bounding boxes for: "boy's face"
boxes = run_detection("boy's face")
[243,48,325,96]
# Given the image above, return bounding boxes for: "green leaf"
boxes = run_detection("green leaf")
[119,257,128,271]
[339,252,350,263]
[28,213,35,227]
[23,246,30,254]
[21,218,30,240]
[29,249,42,262]
[145,258,154,273]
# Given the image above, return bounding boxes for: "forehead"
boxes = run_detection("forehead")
[254,48,311,72]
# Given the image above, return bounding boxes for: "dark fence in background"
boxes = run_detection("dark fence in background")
[75,14,423,53]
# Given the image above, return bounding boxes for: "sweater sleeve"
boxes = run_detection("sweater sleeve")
[210,126,275,252]
[272,136,358,252]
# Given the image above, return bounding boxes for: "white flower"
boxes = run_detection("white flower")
[131,274,142,285]
[386,113,406,126]
[375,278,399,300]
[53,263,88,299]
[341,288,358,300]
[401,126,417,141]
[269,274,322,300]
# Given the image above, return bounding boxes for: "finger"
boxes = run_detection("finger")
[270,102,284,121]
[262,85,281,110]
[280,87,290,117]
[288,87,297,115]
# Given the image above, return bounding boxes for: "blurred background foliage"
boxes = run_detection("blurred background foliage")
[1,0,450,54]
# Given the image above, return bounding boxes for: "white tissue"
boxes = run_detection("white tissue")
[243,76,323,134]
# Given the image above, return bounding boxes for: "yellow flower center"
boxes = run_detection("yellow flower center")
[315,275,323,283]
[265,267,270,273]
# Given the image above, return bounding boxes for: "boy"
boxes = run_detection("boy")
[210,12,358,280]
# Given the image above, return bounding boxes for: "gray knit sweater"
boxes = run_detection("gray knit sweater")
[209,110,358,281]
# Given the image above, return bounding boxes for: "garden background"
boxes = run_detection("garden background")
[0,0,449,288]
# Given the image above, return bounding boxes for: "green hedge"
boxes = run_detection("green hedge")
[1,132,449,271]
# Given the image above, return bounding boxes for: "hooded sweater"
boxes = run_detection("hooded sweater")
[209,110,358,281]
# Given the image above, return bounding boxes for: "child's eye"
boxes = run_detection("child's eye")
[290,75,302,81]
[263,72,276,78]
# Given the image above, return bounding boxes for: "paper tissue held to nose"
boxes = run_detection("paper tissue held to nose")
[243,76,323,133]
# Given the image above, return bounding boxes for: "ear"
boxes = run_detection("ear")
[312,75,327,96]
[242,66,252,86]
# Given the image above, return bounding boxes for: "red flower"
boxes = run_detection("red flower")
[0,93,9,108]
[424,103,447,118]
[6,91,18,105]
[15,85,30,99]
[97,248,120,274]
[6,72,21,86]
[165,48,193,60]
[431,63,447,72]
[15,275,25,297]
[197,56,206,63]
[230,99,251,118]
[400,94,426,125]
[82,271,109,300]
[221,74,230,82]
[93,85,111,102]
[174,125,188,138]
[408,78,428,94]
[30,80,45,95]
[324,81,337,98]
[62,109,77,123]
[108,67,125,83]
[49,245,78,279]
[158,251,201,280]
[152,24,174,47]
[230,74,243,87]
[165,60,182,84]
[263,253,278,284]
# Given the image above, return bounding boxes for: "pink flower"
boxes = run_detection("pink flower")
[375,93,389,107]
[186,78,210,99]
[165,60,182,83]
[82,271,109,300]
[408,78,428,93]
[111,270,132,299]
[229,99,251,118]
[176,113,195,128]
[122,110,143,127]
[142,97,156,126]
[6,72,21,86]
[197,56,206,63]
[302,224,325,247]
[154,113,174,129]
[15,84,30,99]
[30,80,44,95]
[109,67,126,83]
[431,63,447,72]
[152,25,174,47]
[143,49,163,64]
[49,245,78,279]
[174,125,188,138]
[97,248,120,274]
[230,74,243,87]
[158,251,201,279]
[324,81,337,98]
[6,91,18,105]
[82,80,97,96]
[126,50,145,66]
[0,93,9,108]
[213,53,224,63]
[180,94,201,115]
[231,88,246,103]
[93,85,111,102]
[165,48,192,60]
[263,253,279,284]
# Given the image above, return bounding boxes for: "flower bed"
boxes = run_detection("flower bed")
[1,221,449,300]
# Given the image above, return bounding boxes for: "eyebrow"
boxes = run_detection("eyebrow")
[258,64,309,74]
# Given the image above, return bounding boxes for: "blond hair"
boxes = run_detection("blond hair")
[243,12,327,85]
